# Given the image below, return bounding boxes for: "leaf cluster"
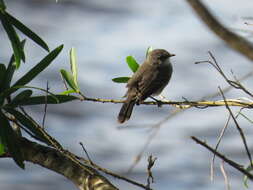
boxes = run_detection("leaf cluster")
[0,1,79,169]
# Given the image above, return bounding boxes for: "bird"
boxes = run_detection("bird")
[118,49,175,123]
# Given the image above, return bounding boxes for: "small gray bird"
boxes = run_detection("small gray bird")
[118,49,175,123]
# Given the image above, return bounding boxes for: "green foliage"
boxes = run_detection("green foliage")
[0,12,25,69]
[13,45,63,88]
[111,55,138,84]
[112,47,154,84]
[6,95,78,107]
[0,2,50,69]
[0,141,5,155]
[5,12,49,52]
[0,111,24,169]
[4,108,52,145]
[0,0,6,10]
[60,48,80,93]
[0,0,81,169]
[3,40,26,91]
[0,64,6,83]
[112,77,130,83]
[11,90,33,103]
[126,56,139,73]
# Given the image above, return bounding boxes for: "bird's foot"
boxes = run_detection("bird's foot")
[150,96,163,107]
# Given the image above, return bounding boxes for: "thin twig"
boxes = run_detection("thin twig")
[146,155,157,189]
[127,67,253,171]
[127,106,189,173]
[79,142,92,163]
[196,52,253,98]
[75,154,152,190]
[191,136,253,179]
[220,161,231,190]
[211,113,231,181]
[219,87,253,168]
[42,81,49,128]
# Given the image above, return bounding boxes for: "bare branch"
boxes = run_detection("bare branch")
[219,87,253,168]
[187,0,253,60]
[191,136,253,180]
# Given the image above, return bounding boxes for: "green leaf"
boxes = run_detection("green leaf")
[5,12,49,52]
[0,63,6,105]
[60,89,76,95]
[70,48,78,87]
[1,40,26,92]
[12,89,33,103]
[112,77,130,83]
[146,46,153,58]
[0,12,25,69]
[60,69,79,92]
[0,111,25,169]
[6,94,79,106]
[0,85,57,102]
[4,108,51,145]
[0,141,5,155]
[126,56,139,73]
[0,0,6,11]
[0,63,6,85]
[13,45,63,90]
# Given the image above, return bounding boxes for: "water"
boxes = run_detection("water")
[1,0,253,189]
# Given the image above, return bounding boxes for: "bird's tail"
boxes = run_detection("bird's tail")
[118,98,136,123]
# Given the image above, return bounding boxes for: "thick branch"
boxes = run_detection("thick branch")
[20,137,118,190]
[187,0,253,60]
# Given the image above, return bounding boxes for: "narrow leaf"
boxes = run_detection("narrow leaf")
[0,85,57,102]
[13,45,63,89]
[0,12,25,68]
[70,48,78,87]
[6,94,78,107]
[0,141,5,155]
[6,12,49,52]
[12,89,33,103]
[0,111,24,169]
[0,64,6,104]
[0,0,6,10]
[60,89,76,95]
[60,69,79,92]
[112,77,130,83]
[126,56,139,73]
[0,64,6,84]
[5,108,51,145]
[2,40,26,91]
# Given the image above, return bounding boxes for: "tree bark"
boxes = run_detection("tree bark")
[20,137,118,190]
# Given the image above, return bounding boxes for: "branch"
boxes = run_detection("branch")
[187,0,253,60]
[191,136,253,180]
[20,137,118,190]
[81,96,253,108]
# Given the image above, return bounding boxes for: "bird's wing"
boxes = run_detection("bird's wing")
[126,62,148,88]
[137,66,160,101]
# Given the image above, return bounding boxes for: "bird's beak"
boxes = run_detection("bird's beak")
[170,54,176,57]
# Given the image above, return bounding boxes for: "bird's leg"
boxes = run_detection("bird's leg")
[149,96,163,107]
